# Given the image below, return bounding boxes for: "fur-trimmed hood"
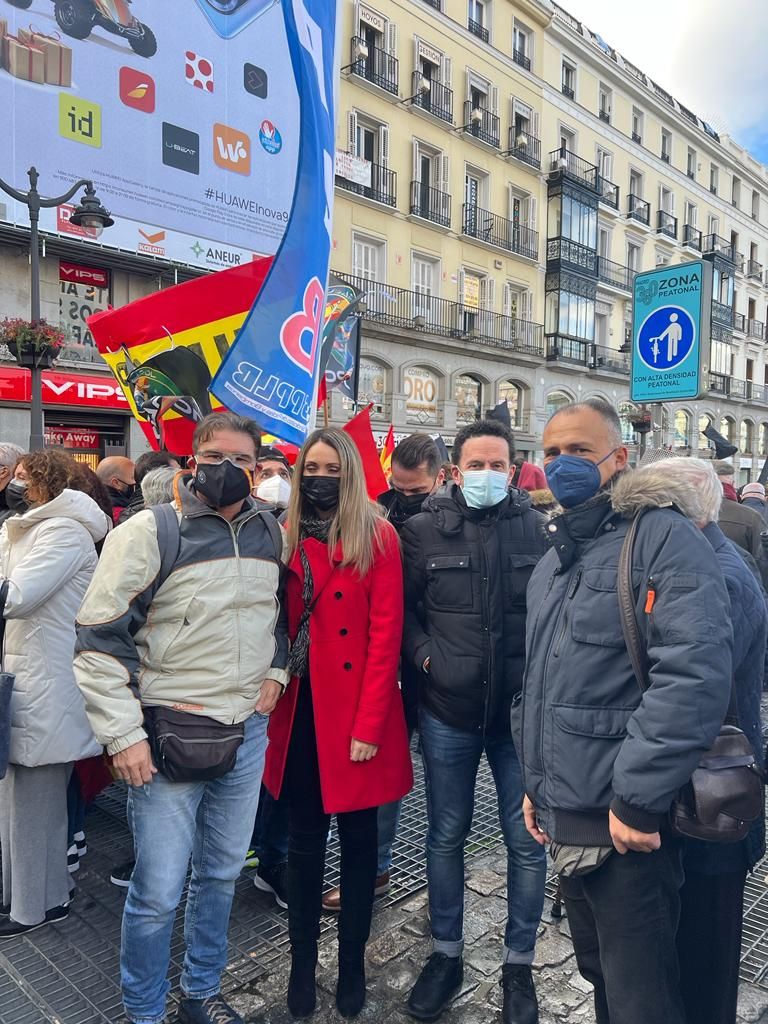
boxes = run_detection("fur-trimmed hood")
[610,467,695,520]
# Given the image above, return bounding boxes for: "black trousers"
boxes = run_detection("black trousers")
[677,868,746,1024]
[283,678,378,955]
[560,841,685,1024]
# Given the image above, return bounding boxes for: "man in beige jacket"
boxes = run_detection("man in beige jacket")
[75,412,288,1024]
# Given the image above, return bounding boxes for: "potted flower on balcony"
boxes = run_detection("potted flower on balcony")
[0,318,65,369]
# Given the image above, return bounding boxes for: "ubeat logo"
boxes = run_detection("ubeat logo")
[213,123,251,175]
[59,95,102,148]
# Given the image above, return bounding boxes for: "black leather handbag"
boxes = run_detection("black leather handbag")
[0,580,15,781]
[617,511,764,843]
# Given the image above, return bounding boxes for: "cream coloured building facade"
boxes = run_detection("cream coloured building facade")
[329,0,768,479]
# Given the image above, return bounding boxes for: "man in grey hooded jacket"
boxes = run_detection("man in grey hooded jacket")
[519,399,732,1024]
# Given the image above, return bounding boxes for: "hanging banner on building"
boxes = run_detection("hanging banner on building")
[319,276,363,401]
[59,261,111,363]
[211,0,339,446]
[0,1,302,267]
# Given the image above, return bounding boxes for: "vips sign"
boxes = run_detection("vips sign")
[0,1,300,266]
[631,260,712,402]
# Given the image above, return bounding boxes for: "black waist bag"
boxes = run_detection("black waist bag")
[144,706,245,783]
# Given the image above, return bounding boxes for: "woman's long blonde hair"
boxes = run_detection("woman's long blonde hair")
[285,428,386,576]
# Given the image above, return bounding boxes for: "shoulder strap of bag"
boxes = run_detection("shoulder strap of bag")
[151,502,182,592]
[617,512,650,694]
[618,510,741,723]
[257,509,283,564]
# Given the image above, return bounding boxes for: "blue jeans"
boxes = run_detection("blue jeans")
[419,708,546,964]
[250,785,289,869]
[376,798,401,875]
[121,713,268,1024]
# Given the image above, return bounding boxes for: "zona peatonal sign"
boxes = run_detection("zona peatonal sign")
[630,259,713,402]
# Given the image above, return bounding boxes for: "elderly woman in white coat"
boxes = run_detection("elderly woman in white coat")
[0,450,110,938]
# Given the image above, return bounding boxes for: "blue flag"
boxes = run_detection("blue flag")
[211,0,338,445]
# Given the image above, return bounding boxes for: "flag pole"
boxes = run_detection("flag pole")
[322,397,329,428]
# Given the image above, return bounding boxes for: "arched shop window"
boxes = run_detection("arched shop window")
[673,410,691,448]
[404,365,441,425]
[720,416,735,444]
[454,374,483,425]
[545,390,572,419]
[499,381,523,428]
[353,358,388,415]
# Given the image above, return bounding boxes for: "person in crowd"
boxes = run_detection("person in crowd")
[0,450,109,937]
[74,411,288,1024]
[0,443,25,529]
[740,481,768,524]
[118,451,182,523]
[139,466,180,507]
[263,428,412,1020]
[515,460,547,493]
[324,433,444,913]
[96,456,137,525]
[613,457,766,1024]
[714,461,767,565]
[521,398,733,1024]
[401,419,548,1024]
[253,446,293,509]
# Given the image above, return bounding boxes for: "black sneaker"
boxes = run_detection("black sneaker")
[501,964,538,1024]
[178,993,244,1023]
[407,953,463,1021]
[0,904,69,939]
[253,862,288,909]
[110,860,135,888]
[0,905,10,919]
[74,830,87,859]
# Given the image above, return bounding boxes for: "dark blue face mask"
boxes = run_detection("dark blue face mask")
[544,450,617,509]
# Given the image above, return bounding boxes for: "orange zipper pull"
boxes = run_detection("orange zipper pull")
[644,577,656,614]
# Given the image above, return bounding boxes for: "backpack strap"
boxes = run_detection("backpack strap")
[151,502,182,592]
[617,512,650,694]
[257,509,283,564]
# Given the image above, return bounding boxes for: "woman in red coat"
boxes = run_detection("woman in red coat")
[264,427,412,1020]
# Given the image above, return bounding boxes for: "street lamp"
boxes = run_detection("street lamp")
[0,166,113,450]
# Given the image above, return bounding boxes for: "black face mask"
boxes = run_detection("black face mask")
[380,487,428,527]
[193,460,251,508]
[119,481,137,501]
[301,476,340,513]
[5,480,31,514]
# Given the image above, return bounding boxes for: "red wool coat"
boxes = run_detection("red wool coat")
[263,522,413,814]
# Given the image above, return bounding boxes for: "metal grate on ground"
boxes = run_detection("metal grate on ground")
[0,750,505,1024]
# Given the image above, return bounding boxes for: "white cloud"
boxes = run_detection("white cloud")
[560,0,768,159]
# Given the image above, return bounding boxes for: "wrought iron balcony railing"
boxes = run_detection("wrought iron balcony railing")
[627,194,650,225]
[546,236,598,275]
[597,257,636,293]
[747,259,763,282]
[462,204,538,260]
[548,148,599,191]
[506,126,541,169]
[411,71,453,124]
[631,131,642,144]
[512,48,531,72]
[350,37,399,95]
[335,158,397,207]
[463,100,500,148]
[468,17,488,42]
[410,181,451,228]
[562,83,575,99]
[733,312,746,333]
[682,224,702,249]
[656,209,678,240]
[598,176,619,209]
[748,319,764,339]
[703,234,736,261]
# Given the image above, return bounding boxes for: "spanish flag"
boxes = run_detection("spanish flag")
[380,425,395,481]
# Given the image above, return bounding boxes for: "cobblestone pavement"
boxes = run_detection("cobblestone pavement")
[221,849,768,1024]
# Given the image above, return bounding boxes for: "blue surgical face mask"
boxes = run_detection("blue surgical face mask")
[460,469,509,509]
[544,450,617,509]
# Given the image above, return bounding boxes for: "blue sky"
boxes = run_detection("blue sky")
[562,0,768,165]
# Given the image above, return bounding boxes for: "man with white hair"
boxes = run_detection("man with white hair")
[616,457,767,1024]
[740,482,768,524]
[0,443,25,529]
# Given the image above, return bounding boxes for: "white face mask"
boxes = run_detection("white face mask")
[256,475,292,508]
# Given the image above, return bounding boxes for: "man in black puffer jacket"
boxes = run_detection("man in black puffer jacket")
[401,419,548,1024]
[521,399,732,1024]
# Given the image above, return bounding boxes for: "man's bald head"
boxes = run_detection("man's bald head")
[96,456,136,493]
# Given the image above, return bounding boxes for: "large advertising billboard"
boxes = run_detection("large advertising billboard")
[0,0,298,270]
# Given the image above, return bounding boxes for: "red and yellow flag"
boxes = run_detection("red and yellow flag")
[380,425,395,481]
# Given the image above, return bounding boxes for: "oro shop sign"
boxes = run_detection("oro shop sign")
[404,366,438,424]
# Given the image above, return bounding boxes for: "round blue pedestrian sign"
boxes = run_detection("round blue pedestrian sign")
[637,305,696,371]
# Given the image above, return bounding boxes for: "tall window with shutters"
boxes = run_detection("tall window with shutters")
[352,233,386,313]
[411,253,440,321]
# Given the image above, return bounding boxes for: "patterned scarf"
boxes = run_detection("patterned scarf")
[287,515,332,679]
